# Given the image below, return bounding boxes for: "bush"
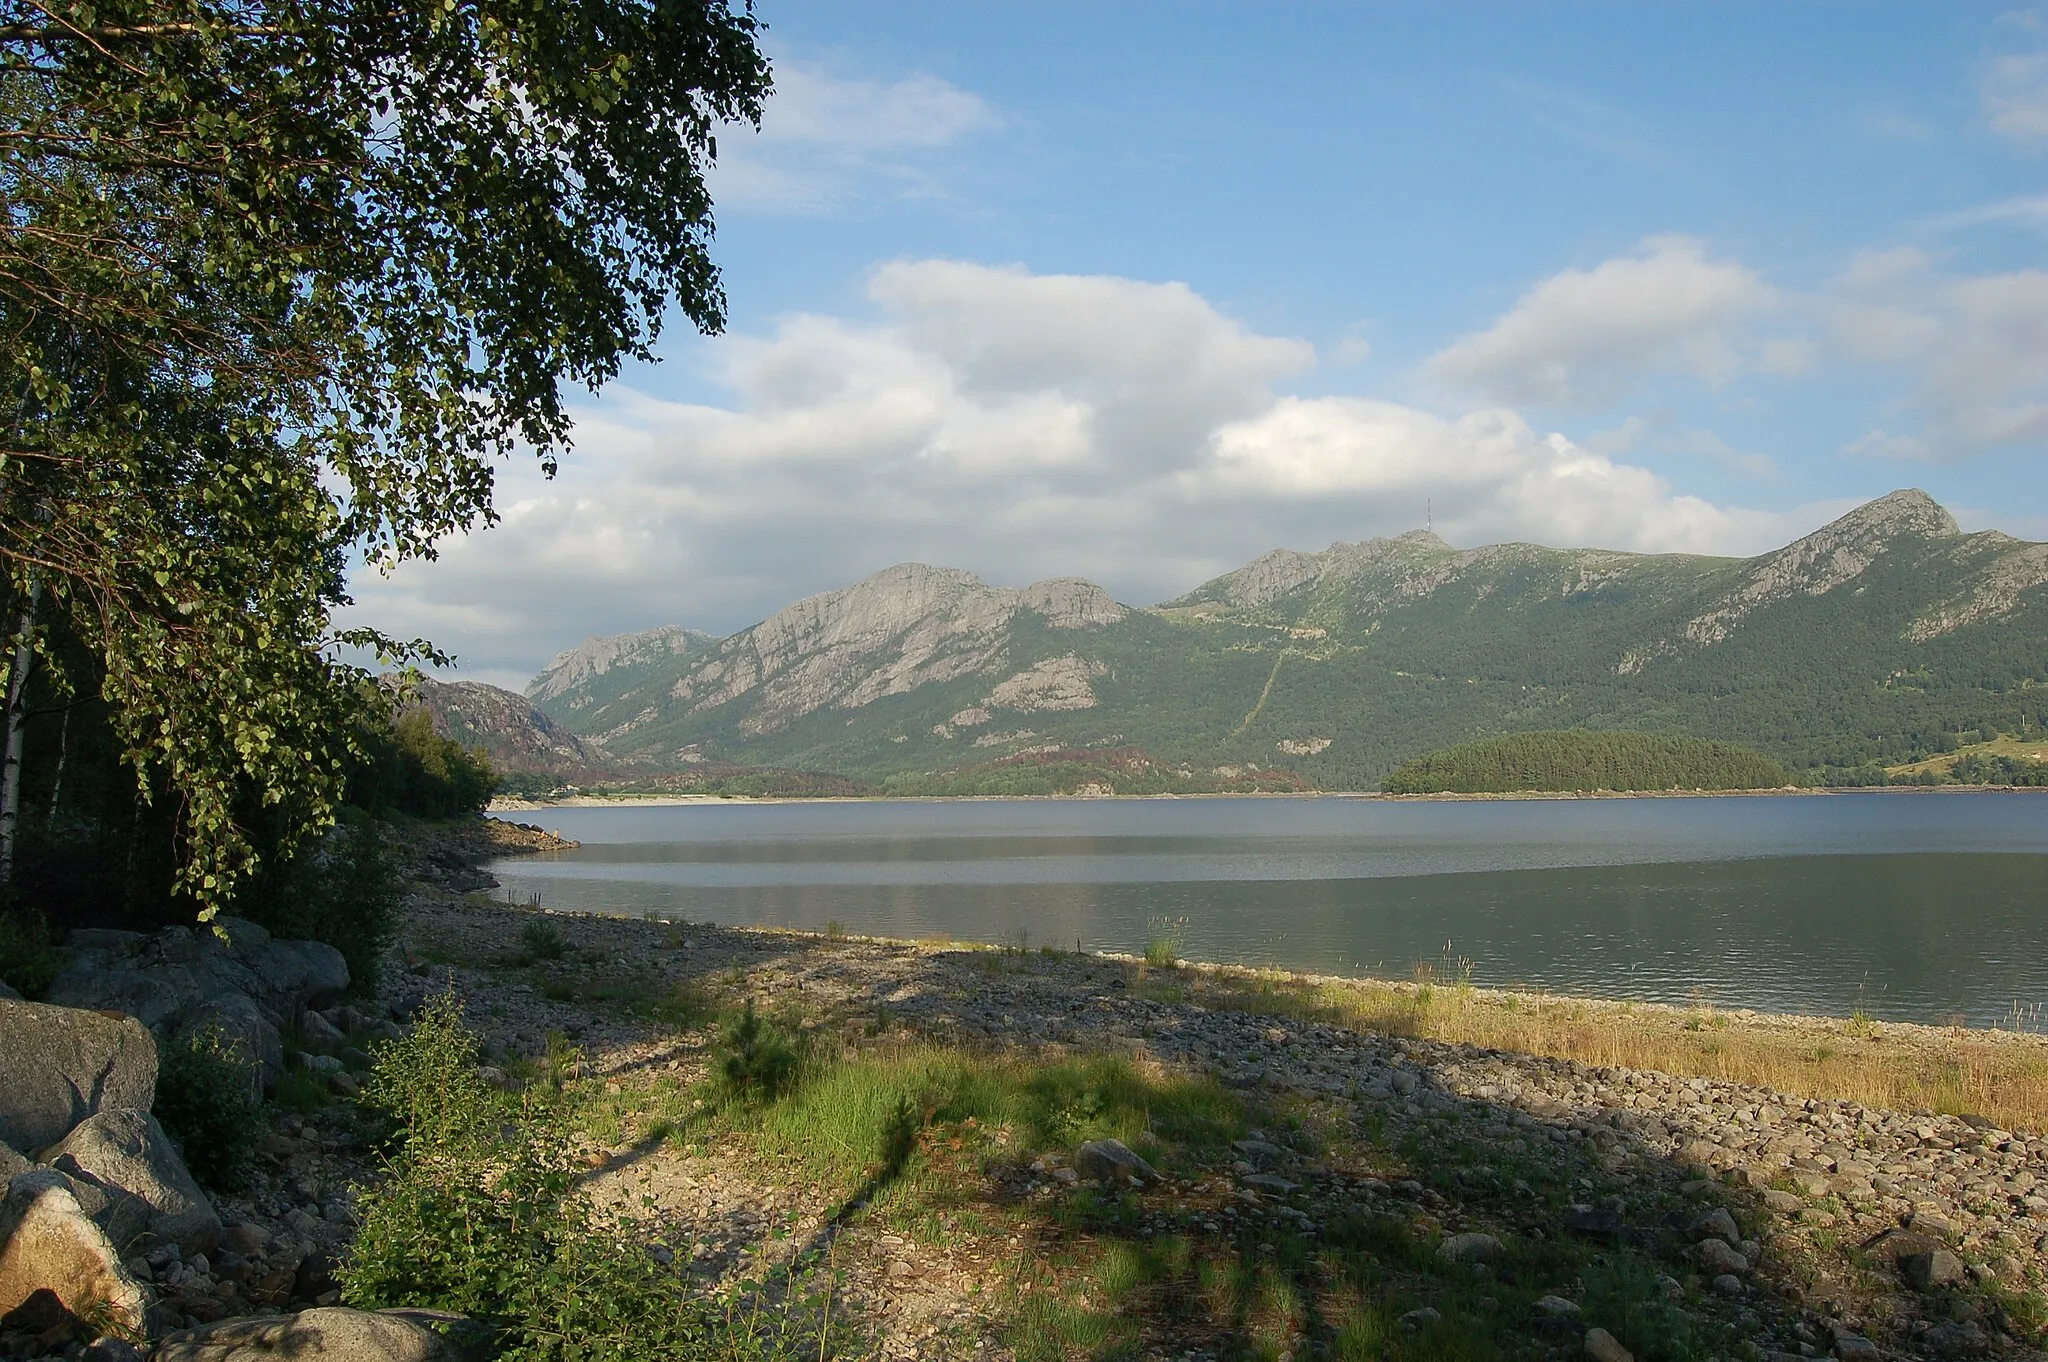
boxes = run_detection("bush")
[519,919,567,962]
[344,993,721,1360]
[713,999,798,1108]
[154,1028,264,1191]
[237,810,401,995]
[0,910,60,998]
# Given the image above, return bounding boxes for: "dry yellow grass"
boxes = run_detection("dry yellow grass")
[1199,968,2048,1134]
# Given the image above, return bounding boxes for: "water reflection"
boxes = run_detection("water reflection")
[484,794,2048,1027]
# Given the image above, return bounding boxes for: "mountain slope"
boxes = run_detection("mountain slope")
[525,490,2048,787]
[405,678,620,782]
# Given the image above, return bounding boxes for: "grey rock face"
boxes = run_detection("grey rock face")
[0,1000,158,1155]
[47,918,347,1028]
[153,1306,466,1361]
[42,1108,219,1256]
[43,920,347,1098]
[0,1172,151,1338]
[1073,1138,1158,1186]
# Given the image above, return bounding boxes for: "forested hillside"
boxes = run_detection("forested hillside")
[1380,731,1791,795]
[502,490,2048,792]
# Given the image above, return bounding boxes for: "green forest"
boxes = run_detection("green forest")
[1379,730,1792,795]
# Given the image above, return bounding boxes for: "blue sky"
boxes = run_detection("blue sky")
[352,3,2048,686]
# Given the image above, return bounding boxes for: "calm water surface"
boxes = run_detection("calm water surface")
[484,792,2048,1026]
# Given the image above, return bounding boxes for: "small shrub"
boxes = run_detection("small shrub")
[520,919,568,961]
[0,910,60,998]
[155,1028,264,1191]
[651,980,716,1031]
[713,999,798,1107]
[270,1068,331,1114]
[824,919,846,941]
[1143,938,1178,969]
[344,995,699,1359]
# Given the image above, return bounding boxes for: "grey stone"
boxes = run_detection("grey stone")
[0,1145,27,1181]
[297,1010,347,1051]
[153,1307,465,1361]
[218,1223,271,1258]
[1908,1208,1956,1240]
[0,979,18,1001]
[1532,1294,1581,1320]
[1759,1188,1803,1214]
[1831,1334,1880,1360]
[1397,1307,1440,1329]
[1689,1206,1740,1243]
[42,1108,219,1255]
[176,993,283,1097]
[1230,1138,1286,1166]
[1583,1326,1634,1362]
[0,1172,150,1339]
[0,1000,158,1154]
[1437,1231,1503,1264]
[1710,1272,1744,1296]
[1240,1172,1298,1195]
[1903,1247,1966,1289]
[83,1337,147,1362]
[1073,1138,1157,1186]
[1696,1238,1748,1275]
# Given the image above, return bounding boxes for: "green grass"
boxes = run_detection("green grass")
[731,1045,1244,1204]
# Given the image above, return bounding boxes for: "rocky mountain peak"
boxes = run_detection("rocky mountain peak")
[1680,489,1960,647]
[1828,488,1959,540]
[529,624,714,703]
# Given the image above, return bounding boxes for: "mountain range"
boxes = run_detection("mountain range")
[425,489,2048,790]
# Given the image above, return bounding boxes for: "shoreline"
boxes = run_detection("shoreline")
[487,782,2047,812]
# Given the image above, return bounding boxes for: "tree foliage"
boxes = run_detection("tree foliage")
[0,0,770,912]
[1380,730,1792,795]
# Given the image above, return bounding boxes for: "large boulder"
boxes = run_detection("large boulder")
[0,1000,158,1155]
[153,1307,466,1361]
[0,1171,151,1340]
[47,920,348,1031]
[41,1109,219,1256]
[44,921,347,1097]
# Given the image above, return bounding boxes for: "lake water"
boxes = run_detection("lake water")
[484,792,2048,1027]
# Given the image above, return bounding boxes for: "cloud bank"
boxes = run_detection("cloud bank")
[345,261,1819,685]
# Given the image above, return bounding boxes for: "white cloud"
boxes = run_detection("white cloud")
[1924,193,2048,233]
[1982,49,2048,142]
[1425,236,1778,405]
[1829,250,2048,454]
[343,262,1821,681]
[709,62,999,213]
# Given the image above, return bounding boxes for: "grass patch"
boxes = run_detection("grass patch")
[719,1043,1244,1210]
[1203,969,2048,1132]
